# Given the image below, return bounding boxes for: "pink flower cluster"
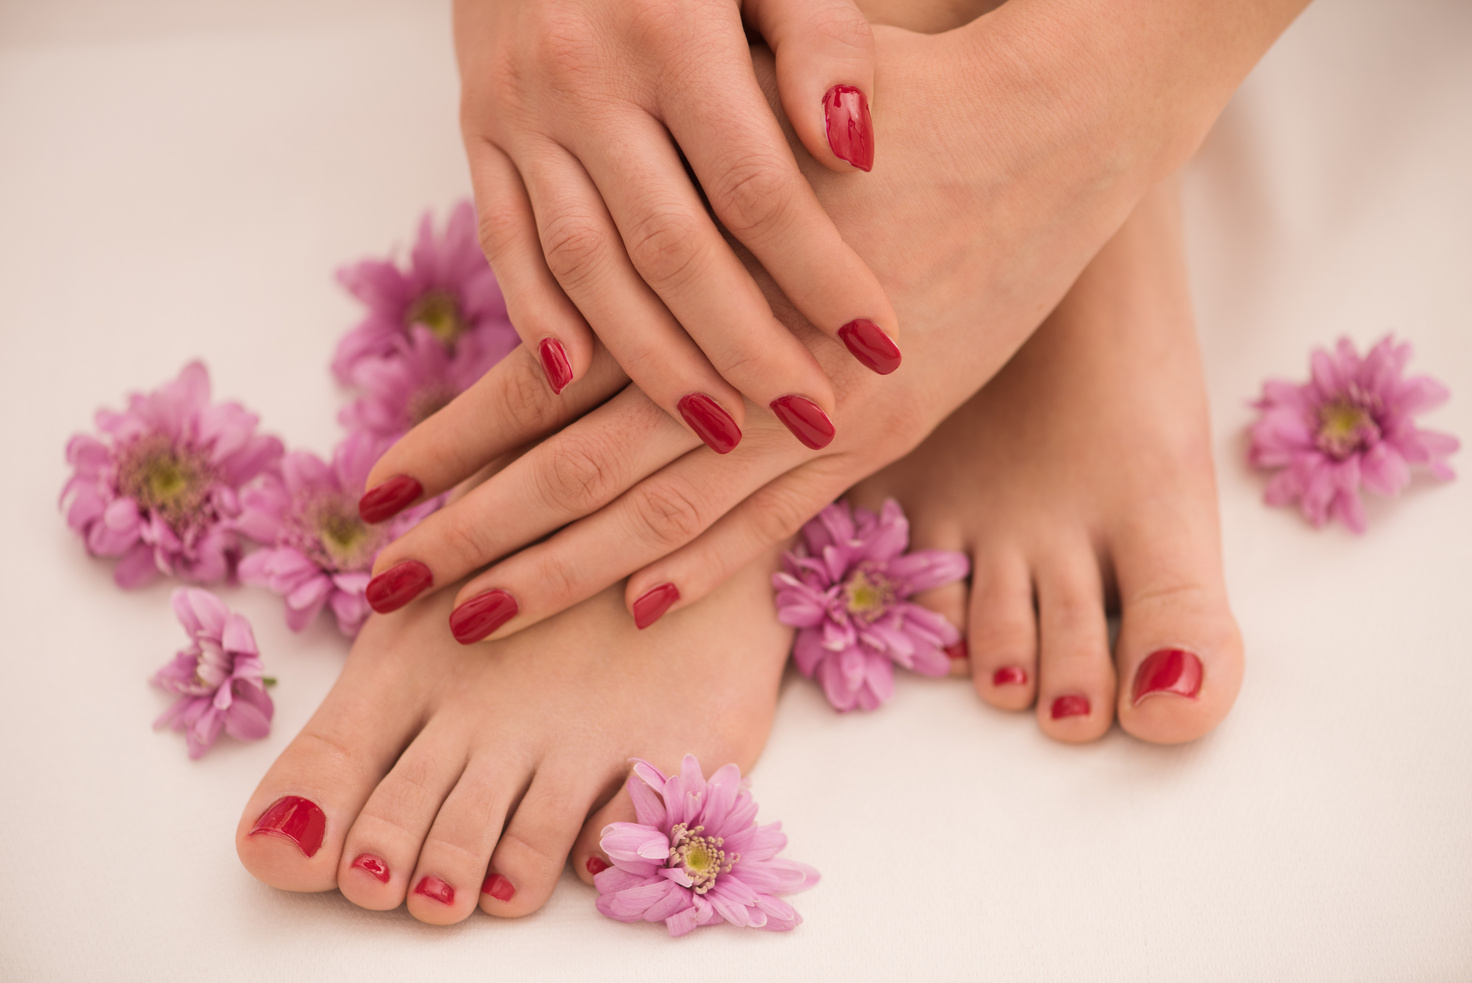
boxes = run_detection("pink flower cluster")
[596,755,819,936]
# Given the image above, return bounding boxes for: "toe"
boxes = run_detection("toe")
[570,784,636,887]
[1034,546,1116,743]
[480,766,601,917]
[966,550,1038,710]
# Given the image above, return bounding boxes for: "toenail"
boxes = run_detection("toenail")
[450,589,519,644]
[366,560,434,614]
[351,853,391,883]
[992,666,1028,686]
[249,796,326,858]
[481,872,515,902]
[632,583,680,630]
[413,875,455,905]
[1050,694,1091,719]
[945,639,969,661]
[585,856,609,876]
[1132,648,1203,705]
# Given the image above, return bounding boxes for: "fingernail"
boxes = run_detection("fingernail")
[538,337,573,395]
[249,796,326,858]
[838,319,901,375]
[482,872,515,902]
[632,583,680,630]
[1132,648,1203,705]
[351,853,391,883]
[677,393,741,454]
[1050,694,1091,719]
[769,395,836,450]
[414,875,455,905]
[449,589,518,644]
[823,84,874,171]
[586,856,609,876]
[993,666,1029,686]
[359,474,423,524]
[365,560,433,614]
[945,639,969,661]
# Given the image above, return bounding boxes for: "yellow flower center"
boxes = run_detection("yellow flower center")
[302,494,386,571]
[844,565,894,622]
[668,822,736,895]
[117,435,213,524]
[405,289,466,345]
[1316,396,1380,460]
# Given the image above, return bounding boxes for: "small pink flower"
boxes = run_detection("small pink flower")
[1249,335,1459,532]
[331,200,518,384]
[60,362,284,588]
[237,431,437,637]
[153,588,273,759]
[595,755,819,937]
[339,326,508,443]
[773,499,969,712]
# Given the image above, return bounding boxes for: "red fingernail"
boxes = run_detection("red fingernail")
[823,84,874,171]
[838,319,901,375]
[365,560,433,614]
[449,589,518,644]
[993,666,1029,686]
[632,583,680,630]
[538,338,573,395]
[1132,648,1203,705]
[769,395,836,450]
[586,856,610,876]
[482,873,515,902]
[351,853,391,883]
[414,875,455,905]
[945,639,969,661]
[1050,694,1091,719]
[249,796,326,858]
[677,393,741,454]
[359,474,423,524]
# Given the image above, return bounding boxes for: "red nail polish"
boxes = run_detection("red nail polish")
[1050,694,1091,719]
[838,319,901,375]
[365,560,433,614]
[992,666,1029,686]
[586,856,609,876]
[249,796,326,858]
[1132,648,1203,705]
[823,84,874,172]
[769,395,836,450]
[351,853,391,883]
[414,875,455,905]
[538,338,573,395]
[359,474,423,524]
[449,589,518,644]
[945,639,969,661]
[482,872,515,902]
[632,583,680,630]
[677,393,741,454]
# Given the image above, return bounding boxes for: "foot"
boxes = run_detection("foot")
[850,181,1243,744]
[235,552,790,923]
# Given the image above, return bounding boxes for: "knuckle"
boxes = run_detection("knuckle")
[628,481,706,549]
[803,4,875,59]
[540,212,609,291]
[475,199,521,265]
[537,432,618,515]
[624,205,705,290]
[708,153,797,239]
[436,508,497,573]
[532,14,602,86]
[493,349,558,435]
[748,486,816,549]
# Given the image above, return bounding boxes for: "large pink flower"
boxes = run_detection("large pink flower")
[237,431,437,637]
[330,200,518,384]
[339,326,509,443]
[773,499,969,712]
[596,755,819,937]
[1249,335,1458,532]
[60,362,284,588]
[153,588,273,759]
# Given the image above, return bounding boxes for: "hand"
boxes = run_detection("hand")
[455,0,902,456]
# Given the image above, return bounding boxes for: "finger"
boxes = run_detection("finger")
[445,424,814,643]
[464,138,593,397]
[744,0,876,173]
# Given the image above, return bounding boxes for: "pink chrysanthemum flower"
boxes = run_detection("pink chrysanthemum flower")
[1249,335,1458,532]
[595,755,819,937]
[773,499,969,712]
[330,200,518,384]
[339,325,511,442]
[60,362,284,588]
[153,588,273,759]
[236,431,436,637]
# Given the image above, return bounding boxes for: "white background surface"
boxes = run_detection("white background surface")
[2,1,1469,980]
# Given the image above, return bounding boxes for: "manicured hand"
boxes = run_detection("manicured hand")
[454,0,901,457]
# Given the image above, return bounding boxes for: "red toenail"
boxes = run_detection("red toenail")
[992,666,1028,686]
[586,856,609,876]
[1132,648,1203,705]
[249,796,326,858]
[351,854,390,883]
[945,639,969,660]
[1051,694,1090,719]
[482,873,515,902]
[414,876,455,905]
